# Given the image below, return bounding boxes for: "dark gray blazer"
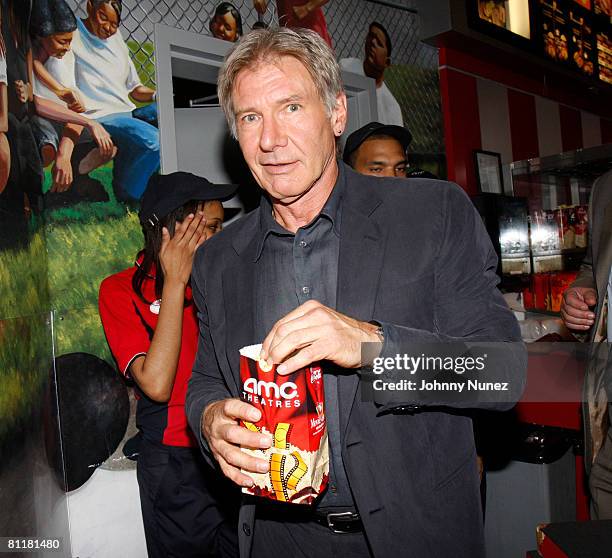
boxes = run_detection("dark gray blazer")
[186,165,526,558]
[572,172,612,469]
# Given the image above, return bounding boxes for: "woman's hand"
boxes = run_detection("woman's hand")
[159,211,207,287]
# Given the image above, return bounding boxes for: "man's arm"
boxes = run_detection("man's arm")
[561,183,598,333]
[33,96,114,157]
[129,85,155,104]
[32,59,86,113]
[185,248,272,483]
[372,186,526,410]
[125,55,155,104]
[260,184,526,410]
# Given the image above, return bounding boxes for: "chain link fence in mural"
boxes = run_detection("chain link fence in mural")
[67,0,443,158]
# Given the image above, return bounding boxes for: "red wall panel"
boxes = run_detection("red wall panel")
[507,89,539,161]
[559,105,583,152]
[439,60,481,194]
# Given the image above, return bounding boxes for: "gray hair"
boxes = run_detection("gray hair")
[217,26,344,138]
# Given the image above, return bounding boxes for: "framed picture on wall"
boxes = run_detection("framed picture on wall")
[474,150,504,194]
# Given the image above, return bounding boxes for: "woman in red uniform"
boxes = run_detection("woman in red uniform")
[99,171,239,558]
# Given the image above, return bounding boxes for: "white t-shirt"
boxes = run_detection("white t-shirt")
[340,57,404,127]
[0,55,7,85]
[32,50,78,101]
[71,18,141,119]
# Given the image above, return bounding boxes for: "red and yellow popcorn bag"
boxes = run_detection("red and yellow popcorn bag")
[239,344,329,505]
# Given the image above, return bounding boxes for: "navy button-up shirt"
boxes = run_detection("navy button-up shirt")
[253,168,356,510]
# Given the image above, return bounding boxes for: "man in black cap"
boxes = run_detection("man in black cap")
[343,121,437,179]
[99,171,239,558]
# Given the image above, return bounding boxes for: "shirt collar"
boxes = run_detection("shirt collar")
[254,161,345,262]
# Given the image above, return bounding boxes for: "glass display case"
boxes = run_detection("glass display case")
[476,144,612,314]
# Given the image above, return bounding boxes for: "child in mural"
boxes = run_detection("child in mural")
[30,0,116,197]
[252,0,332,47]
[65,0,159,202]
[99,172,239,558]
[209,2,243,43]
[0,11,8,195]
[340,21,404,127]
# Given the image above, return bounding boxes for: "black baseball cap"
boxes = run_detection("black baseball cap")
[139,172,238,226]
[342,122,413,164]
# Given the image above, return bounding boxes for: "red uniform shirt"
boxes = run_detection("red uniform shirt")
[99,261,198,447]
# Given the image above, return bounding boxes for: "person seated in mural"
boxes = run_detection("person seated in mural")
[0,20,9,195]
[209,2,243,43]
[29,0,116,196]
[65,0,159,202]
[99,172,240,558]
[252,0,332,47]
[340,22,404,127]
[343,121,437,179]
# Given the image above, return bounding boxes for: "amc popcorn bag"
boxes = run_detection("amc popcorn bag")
[239,344,329,504]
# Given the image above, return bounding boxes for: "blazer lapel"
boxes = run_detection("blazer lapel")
[216,215,260,397]
[221,260,257,395]
[336,191,386,435]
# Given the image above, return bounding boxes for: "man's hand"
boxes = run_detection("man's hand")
[51,154,73,192]
[202,399,272,486]
[58,88,86,113]
[260,300,382,376]
[87,121,114,158]
[561,287,597,330]
[253,0,268,14]
[159,211,207,287]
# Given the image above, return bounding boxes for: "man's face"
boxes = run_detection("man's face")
[352,137,407,178]
[233,56,346,203]
[40,31,73,59]
[87,1,119,40]
[364,25,389,73]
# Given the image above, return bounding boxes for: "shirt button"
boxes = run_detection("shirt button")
[299,240,308,248]
[330,484,337,493]
[302,286,310,295]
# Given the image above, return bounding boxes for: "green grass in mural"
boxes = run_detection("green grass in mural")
[0,314,50,442]
[0,230,50,320]
[42,163,143,357]
[0,229,51,440]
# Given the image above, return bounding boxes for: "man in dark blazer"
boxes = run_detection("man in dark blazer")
[186,27,525,558]
[561,172,612,518]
